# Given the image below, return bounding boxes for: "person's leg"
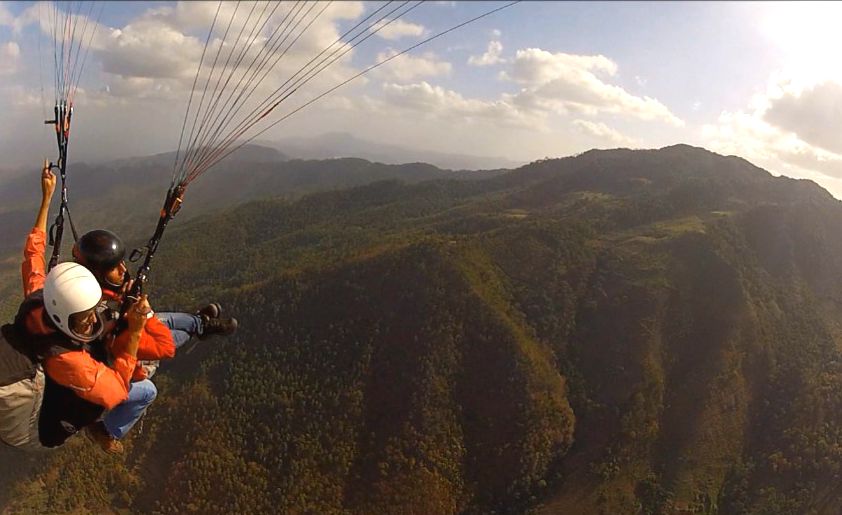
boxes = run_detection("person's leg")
[156,312,203,349]
[102,379,157,439]
[157,309,237,342]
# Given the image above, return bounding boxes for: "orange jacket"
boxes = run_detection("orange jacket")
[21,228,140,409]
[100,289,175,381]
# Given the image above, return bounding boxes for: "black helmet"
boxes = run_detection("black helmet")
[73,230,126,286]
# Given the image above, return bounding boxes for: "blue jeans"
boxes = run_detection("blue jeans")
[103,379,157,439]
[156,312,203,349]
[102,313,203,439]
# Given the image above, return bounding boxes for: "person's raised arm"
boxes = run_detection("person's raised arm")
[35,160,56,232]
[22,161,57,295]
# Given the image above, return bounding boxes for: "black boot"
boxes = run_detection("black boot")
[195,302,221,319]
[199,317,238,340]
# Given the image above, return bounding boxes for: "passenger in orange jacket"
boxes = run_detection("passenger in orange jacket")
[71,229,238,382]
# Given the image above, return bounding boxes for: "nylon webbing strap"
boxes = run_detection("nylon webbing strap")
[46,102,77,271]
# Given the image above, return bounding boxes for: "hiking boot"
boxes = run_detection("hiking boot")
[195,302,222,320]
[199,316,238,340]
[85,421,124,455]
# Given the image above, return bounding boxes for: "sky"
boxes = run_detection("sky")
[3,1,842,196]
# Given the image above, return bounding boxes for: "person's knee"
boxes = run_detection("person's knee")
[135,380,157,405]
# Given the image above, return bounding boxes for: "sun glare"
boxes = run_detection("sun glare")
[758,2,842,87]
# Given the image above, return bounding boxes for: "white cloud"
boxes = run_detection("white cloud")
[164,2,363,35]
[506,49,617,85]
[93,1,366,109]
[0,42,20,76]
[374,50,451,81]
[703,111,791,163]
[763,81,842,155]
[103,75,181,101]
[351,46,679,145]
[99,1,366,83]
[468,40,504,67]
[372,19,425,40]
[572,119,638,147]
[502,48,683,126]
[102,19,203,80]
[379,81,542,129]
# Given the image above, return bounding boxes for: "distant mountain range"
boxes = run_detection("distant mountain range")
[0,144,506,258]
[269,132,526,171]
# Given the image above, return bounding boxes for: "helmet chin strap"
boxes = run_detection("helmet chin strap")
[104,277,124,290]
[99,268,130,291]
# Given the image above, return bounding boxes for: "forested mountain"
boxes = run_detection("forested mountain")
[0,147,500,324]
[3,144,842,513]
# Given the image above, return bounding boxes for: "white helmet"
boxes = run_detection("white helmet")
[43,262,103,342]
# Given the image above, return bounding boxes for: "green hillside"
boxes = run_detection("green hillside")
[3,145,842,514]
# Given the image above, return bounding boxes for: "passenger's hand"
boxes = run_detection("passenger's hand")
[125,294,152,333]
[41,160,56,199]
[119,277,135,298]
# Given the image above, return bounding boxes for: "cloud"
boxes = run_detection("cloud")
[100,1,365,82]
[354,46,679,142]
[94,1,366,107]
[0,4,12,27]
[0,42,20,76]
[3,84,42,107]
[103,75,181,101]
[164,2,363,35]
[572,120,638,147]
[12,2,108,46]
[764,81,842,155]
[372,19,425,40]
[502,48,683,126]
[379,81,542,129]
[702,107,842,183]
[506,49,617,85]
[10,2,41,35]
[373,50,451,81]
[102,19,203,80]
[319,95,356,111]
[468,40,504,67]
[695,72,842,193]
